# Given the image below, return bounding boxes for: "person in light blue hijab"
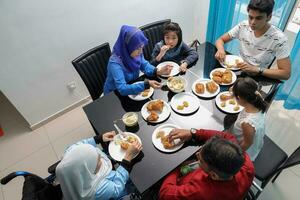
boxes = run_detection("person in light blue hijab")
[56,131,142,200]
[104,25,173,96]
[151,22,198,72]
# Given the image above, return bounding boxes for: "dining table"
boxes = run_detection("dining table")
[82,41,280,194]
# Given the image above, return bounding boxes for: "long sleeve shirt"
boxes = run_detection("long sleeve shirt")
[150,41,198,66]
[64,137,131,200]
[103,56,156,96]
[159,129,255,200]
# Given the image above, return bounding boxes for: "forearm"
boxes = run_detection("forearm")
[195,129,237,143]
[260,68,290,80]
[215,38,225,52]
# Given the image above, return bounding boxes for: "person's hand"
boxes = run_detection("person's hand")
[102,131,116,142]
[168,128,192,143]
[149,80,162,89]
[180,62,188,72]
[157,65,173,76]
[159,45,170,57]
[215,50,226,63]
[237,62,260,75]
[124,140,143,162]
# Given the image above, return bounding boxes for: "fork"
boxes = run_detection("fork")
[113,123,127,140]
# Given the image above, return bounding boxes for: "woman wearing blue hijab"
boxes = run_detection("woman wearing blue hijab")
[104,25,172,96]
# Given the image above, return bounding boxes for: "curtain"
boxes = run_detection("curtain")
[206,0,237,44]
[275,31,300,110]
[226,0,297,55]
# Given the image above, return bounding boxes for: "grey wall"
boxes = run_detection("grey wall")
[0,0,210,127]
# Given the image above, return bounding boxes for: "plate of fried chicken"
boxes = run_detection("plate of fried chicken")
[141,99,171,123]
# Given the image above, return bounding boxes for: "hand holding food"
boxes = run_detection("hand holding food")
[124,140,142,161]
[149,80,162,89]
[168,128,192,143]
[102,131,116,142]
[215,49,226,62]
[157,64,173,75]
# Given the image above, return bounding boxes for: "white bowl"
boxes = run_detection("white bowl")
[167,76,187,93]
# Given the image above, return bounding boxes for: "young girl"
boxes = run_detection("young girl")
[104,25,172,96]
[151,22,198,72]
[230,77,268,161]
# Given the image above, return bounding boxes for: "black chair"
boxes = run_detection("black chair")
[253,135,300,197]
[72,43,111,100]
[140,19,171,61]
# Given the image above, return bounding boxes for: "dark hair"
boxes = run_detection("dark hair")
[232,77,268,113]
[163,22,182,48]
[201,136,244,180]
[247,0,274,16]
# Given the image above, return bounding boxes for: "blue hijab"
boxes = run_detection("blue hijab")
[111,25,148,72]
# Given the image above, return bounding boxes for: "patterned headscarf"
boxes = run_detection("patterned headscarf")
[111,25,148,71]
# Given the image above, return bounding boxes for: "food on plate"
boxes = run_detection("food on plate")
[220,94,233,101]
[211,69,233,84]
[156,130,165,139]
[221,102,226,107]
[147,111,159,121]
[183,101,189,107]
[177,105,184,110]
[119,135,137,150]
[233,106,240,111]
[235,59,241,65]
[147,100,164,112]
[229,99,236,105]
[224,59,242,68]
[141,89,150,97]
[168,77,185,91]
[176,101,189,111]
[206,81,218,94]
[161,135,175,149]
[195,83,205,94]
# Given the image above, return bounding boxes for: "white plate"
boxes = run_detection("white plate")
[209,68,237,86]
[141,99,171,123]
[157,61,180,77]
[192,79,220,98]
[128,87,154,101]
[220,55,244,71]
[108,132,142,162]
[170,92,200,114]
[215,91,244,114]
[152,124,184,152]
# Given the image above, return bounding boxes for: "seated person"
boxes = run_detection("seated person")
[215,0,291,80]
[104,25,172,96]
[159,128,254,200]
[56,131,142,200]
[151,22,198,72]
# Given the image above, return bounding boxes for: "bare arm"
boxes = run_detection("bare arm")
[239,122,255,151]
[215,33,232,62]
[260,57,291,80]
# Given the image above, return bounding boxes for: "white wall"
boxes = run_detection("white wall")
[0,0,210,127]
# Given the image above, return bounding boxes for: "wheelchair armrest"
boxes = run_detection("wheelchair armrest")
[48,160,61,174]
[1,171,31,185]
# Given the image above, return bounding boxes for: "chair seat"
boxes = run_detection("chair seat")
[254,136,287,180]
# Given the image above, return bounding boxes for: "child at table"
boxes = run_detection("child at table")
[150,22,198,72]
[229,77,268,161]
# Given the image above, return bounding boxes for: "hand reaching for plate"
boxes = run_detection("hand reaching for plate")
[149,80,162,89]
[215,49,226,63]
[168,128,192,143]
[157,65,173,76]
[124,140,143,162]
[102,131,116,142]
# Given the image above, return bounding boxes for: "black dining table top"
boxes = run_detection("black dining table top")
[83,42,279,193]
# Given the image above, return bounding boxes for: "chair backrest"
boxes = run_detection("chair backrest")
[254,135,288,187]
[140,19,171,61]
[72,43,111,100]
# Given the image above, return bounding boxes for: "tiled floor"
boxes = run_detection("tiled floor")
[0,93,300,199]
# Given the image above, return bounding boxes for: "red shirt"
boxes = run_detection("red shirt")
[159,129,255,200]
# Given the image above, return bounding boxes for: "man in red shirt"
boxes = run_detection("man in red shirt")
[159,128,255,200]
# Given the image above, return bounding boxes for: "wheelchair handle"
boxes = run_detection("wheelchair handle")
[1,171,31,185]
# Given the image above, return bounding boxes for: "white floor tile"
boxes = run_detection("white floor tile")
[44,106,89,142]
[51,122,95,159]
[259,169,300,200]
[0,125,49,171]
[0,185,3,200]
[0,144,58,200]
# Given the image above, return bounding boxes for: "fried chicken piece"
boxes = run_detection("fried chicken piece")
[147,111,159,121]
[156,130,165,139]
[195,83,205,94]
[220,94,233,101]
[212,70,223,77]
[161,135,175,149]
[212,76,222,84]
[206,81,218,93]
[222,74,232,84]
[141,89,150,97]
[147,100,164,112]
[120,141,129,150]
